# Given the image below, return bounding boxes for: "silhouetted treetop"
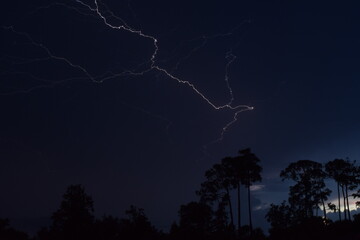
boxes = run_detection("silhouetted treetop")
[280,160,331,220]
[49,184,95,240]
[0,218,28,240]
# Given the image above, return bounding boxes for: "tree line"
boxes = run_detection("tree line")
[2,149,360,240]
[266,158,360,240]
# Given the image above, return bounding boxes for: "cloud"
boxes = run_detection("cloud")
[250,184,265,191]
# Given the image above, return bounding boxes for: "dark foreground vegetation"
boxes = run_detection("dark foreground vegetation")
[2,149,360,240]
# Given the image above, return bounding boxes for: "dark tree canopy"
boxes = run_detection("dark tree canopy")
[266,201,294,230]
[49,184,95,240]
[0,218,28,240]
[121,205,159,240]
[326,158,360,221]
[280,160,331,220]
[178,202,213,234]
[6,154,360,240]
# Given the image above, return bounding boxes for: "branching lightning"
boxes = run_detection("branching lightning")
[1,0,254,142]
[75,0,253,138]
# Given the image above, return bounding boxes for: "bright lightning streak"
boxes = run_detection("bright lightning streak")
[74,0,254,139]
[2,0,254,141]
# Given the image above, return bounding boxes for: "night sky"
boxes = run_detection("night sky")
[1,0,360,234]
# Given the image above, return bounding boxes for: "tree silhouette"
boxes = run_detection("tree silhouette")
[0,218,29,240]
[342,160,359,220]
[223,155,244,234]
[352,190,360,209]
[235,148,262,232]
[197,160,234,230]
[177,201,213,239]
[265,201,294,236]
[325,158,359,221]
[280,160,331,220]
[92,206,159,240]
[327,202,337,212]
[121,205,159,240]
[325,159,343,221]
[94,215,122,240]
[50,184,94,240]
[10,153,360,240]
[198,148,262,236]
[311,166,331,219]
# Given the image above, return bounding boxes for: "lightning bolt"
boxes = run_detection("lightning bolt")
[1,0,254,142]
[74,0,254,138]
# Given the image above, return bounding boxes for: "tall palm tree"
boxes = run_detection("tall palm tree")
[226,148,262,234]
[238,148,262,232]
[325,159,358,221]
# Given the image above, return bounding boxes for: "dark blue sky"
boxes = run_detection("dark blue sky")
[1,0,360,234]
